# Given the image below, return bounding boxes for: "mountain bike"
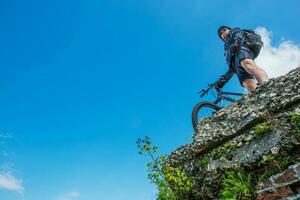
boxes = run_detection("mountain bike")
[192,82,244,132]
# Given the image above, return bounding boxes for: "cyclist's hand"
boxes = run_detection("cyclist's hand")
[213,82,222,91]
[214,85,222,91]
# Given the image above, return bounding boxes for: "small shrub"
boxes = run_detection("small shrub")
[220,168,254,200]
[163,165,193,195]
[137,136,193,199]
[261,154,275,165]
[197,155,210,167]
[211,147,227,159]
[254,123,272,137]
[290,112,300,136]
[224,141,239,150]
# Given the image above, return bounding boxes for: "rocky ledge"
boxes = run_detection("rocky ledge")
[167,67,300,200]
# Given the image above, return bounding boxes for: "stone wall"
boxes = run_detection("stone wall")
[256,163,300,200]
[167,67,300,200]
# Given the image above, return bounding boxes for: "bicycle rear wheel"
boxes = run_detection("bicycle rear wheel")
[192,102,219,132]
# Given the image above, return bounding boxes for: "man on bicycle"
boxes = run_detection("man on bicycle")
[214,26,269,93]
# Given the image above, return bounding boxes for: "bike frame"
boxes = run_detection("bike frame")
[213,90,244,107]
[192,85,245,131]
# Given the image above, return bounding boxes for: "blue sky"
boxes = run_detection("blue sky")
[0,0,300,200]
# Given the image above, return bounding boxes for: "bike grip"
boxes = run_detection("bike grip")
[199,90,206,97]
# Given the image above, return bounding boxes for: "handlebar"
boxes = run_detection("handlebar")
[198,83,220,97]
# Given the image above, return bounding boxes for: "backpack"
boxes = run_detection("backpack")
[242,29,263,58]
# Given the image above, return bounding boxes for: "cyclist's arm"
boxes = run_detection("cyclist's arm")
[215,68,234,89]
[229,28,244,54]
[231,28,244,42]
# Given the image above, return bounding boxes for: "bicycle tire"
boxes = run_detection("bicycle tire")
[192,101,219,132]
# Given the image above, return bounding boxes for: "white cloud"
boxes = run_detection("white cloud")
[0,171,24,193]
[255,27,300,78]
[0,132,13,139]
[0,132,13,146]
[0,133,24,194]
[58,191,80,200]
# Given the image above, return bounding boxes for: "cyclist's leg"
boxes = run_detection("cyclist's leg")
[232,50,257,93]
[237,49,269,84]
[240,59,269,84]
[242,79,257,92]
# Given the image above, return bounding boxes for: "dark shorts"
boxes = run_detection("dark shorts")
[231,49,256,87]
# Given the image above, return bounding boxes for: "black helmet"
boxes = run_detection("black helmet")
[217,26,231,39]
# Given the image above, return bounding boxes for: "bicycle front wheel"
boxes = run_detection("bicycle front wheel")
[192,102,219,132]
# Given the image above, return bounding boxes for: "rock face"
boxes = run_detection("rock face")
[167,67,300,200]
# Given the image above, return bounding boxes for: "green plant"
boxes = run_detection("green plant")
[156,182,177,200]
[211,147,227,159]
[261,154,275,164]
[254,123,272,137]
[197,155,210,167]
[220,168,254,200]
[277,156,293,168]
[290,112,300,136]
[137,136,192,199]
[224,141,239,150]
[163,165,193,195]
